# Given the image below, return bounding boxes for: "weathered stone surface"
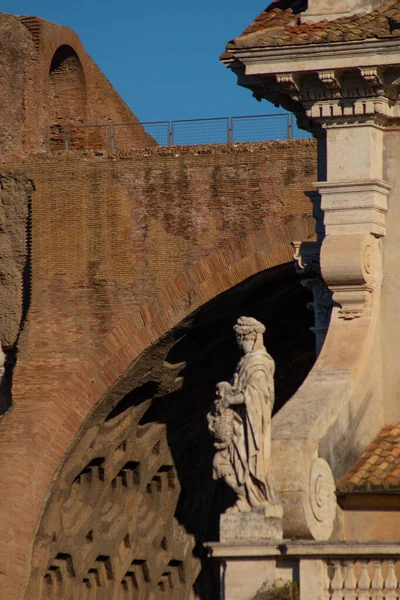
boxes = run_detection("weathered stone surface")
[220,506,283,543]
[304,0,384,22]
[0,14,320,600]
[0,139,317,597]
[0,13,154,158]
[223,0,400,550]
[208,317,282,516]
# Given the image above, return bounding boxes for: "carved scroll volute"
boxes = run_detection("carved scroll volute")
[320,233,380,319]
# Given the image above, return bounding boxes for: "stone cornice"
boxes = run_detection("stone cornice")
[242,66,400,126]
[224,39,400,75]
[208,541,400,559]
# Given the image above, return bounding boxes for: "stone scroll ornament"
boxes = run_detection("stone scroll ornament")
[207,317,281,516]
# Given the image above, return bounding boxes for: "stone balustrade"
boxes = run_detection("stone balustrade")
[327,558,400,599]
[207,541,400,600]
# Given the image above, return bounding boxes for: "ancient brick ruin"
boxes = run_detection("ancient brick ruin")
[0,12,320,600]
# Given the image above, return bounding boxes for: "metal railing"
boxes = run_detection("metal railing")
[60,113,308,150]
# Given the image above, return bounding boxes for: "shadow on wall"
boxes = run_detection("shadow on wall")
[0,173,32,414]
[27,263,315,599]
[137,263,315,597]
[47,45,88,150]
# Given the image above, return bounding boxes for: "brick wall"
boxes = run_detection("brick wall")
[24,140,316,316]
[0,14,155,159]
[0,139,317,598]
[48,45,88,149]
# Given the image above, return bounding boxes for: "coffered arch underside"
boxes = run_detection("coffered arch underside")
[26,262,316,599]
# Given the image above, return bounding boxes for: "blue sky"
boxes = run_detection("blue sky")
[4,0,283,122]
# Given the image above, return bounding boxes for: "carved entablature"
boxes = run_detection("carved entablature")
[273,66,400,125]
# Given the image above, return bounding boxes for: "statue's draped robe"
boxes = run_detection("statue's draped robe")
[229,349,277,506]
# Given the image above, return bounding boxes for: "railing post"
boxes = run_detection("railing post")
[63,127,69,151]
[228,118,233,144]
[288,114,293,140]
[168,122,173,146]
[299,558,329,600]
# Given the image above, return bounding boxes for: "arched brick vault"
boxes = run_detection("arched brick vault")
[40,24,91,75]
[0,215,315,599]
[3,15,155,156]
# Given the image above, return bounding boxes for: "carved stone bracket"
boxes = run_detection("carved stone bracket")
[317,70,343,98]
[359,66,385,88]
[292,240,320,274]
[292,241,334,355]
[276,73,302,101]
[321,232,380,319]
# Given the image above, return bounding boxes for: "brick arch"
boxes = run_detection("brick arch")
[62,216,313,422]
[41,25,91,77]
[0,216,314,599]
[47,44,88,149]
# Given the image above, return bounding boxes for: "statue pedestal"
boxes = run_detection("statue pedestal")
[220,504,283,543]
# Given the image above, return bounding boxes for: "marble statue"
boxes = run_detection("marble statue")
[207,316,279,514]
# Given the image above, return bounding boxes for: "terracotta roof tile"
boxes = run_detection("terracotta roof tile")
[337,423,400,493]
[222,0,400,55]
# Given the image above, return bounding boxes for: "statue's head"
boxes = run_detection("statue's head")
[233,316,266,354]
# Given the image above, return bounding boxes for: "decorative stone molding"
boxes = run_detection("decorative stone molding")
[321,232,380,319]
[359,66,385,88]
[297,452,336,542]
[272,443,337,541]
[292,241,334,354]
[26,399,200,599]
[292,240,320,274]
[308,458,336,535]
[208,542,400,600]
[276,73,301,97]
[318,179,391,238]
[269,66,400,127]
[317,70,343,94]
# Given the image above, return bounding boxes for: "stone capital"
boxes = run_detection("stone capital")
[318,179,392,237]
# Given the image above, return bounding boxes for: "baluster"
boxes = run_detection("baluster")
[384,560,398,600]
[331,561,344,600]
[323,561,331,600]
[358,561,371,600]
[372,560,384,600]
[343,560,356,600]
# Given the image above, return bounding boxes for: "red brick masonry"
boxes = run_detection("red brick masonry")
[0,139,316,598]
